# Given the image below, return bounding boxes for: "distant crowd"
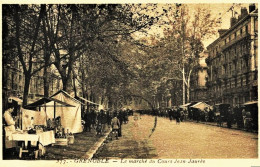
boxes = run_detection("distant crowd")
[135,105,257,132]
[82,109,133,138]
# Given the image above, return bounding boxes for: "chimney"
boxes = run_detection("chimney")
[249,3,256,13]
[241,7,248,18]
[218,29,228,36]
[230,17,237,27]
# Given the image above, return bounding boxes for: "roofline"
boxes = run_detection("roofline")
[207,10,258,50]
[220,12,257,38]
[50,90,84,105]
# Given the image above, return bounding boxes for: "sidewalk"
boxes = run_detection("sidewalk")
[185,119,258,133]
[41,127,112,160]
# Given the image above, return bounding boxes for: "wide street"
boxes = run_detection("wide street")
[97,114,258,159]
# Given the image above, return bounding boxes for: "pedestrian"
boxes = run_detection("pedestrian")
[100,110,107,134]
[90,109,97,130]
[111,112,120,139]
[168,108,174,121]
[236,105,244,129]
[106,109,112,128]
[227,107,232,128]
[242,108,246,128]
[180,109,185,122]
[176,108,181,125]
[3,105,18,156]
[195,109,201,123]
[123,110,128,124]
[245,110,252,131]
[117,110,123,136]
[208,108,214,122]
[84,111,91,132]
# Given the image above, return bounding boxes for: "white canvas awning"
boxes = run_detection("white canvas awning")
[190,102,212,110]
[244,101,258,105]
[180,103,191,108]
[77,96,99,106]
[49,90,83,133]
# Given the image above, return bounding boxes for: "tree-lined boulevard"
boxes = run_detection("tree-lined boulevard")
[96,115,257,159]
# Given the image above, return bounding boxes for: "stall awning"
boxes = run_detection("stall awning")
[244,101,258,105]
[180,103,191,108]
[24,97,75,108]
[50,90,85,106]
[8,96,23,105]
[77,96,100,106]
[190,102,211,110]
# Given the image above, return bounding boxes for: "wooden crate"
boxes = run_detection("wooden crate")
[67,136,74,144]
[54,138,68,146]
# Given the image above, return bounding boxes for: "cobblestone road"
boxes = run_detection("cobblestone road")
[97,114,258,159]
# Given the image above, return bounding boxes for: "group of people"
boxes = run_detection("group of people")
[136,104,256,131]
[82,108,131,138]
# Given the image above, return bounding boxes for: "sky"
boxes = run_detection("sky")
[133,3,257,48]
[201,3,253,47]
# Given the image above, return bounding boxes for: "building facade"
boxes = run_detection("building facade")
[2,60,62,110]
[206,5,258,106]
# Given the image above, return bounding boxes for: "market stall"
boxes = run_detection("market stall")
[9,130,56,158]
[24,97,75,128]
[49,90,84,134]
[190,102,212,111]
[3,97,76,158]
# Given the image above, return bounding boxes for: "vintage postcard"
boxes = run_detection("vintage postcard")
[1,0,259,167]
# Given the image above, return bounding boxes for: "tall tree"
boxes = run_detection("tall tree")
[12,5,46,106]
[162,4,220,103]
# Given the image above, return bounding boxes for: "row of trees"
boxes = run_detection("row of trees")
[3,4,220,109]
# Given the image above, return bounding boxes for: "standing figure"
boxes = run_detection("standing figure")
[176,108,181,125]
[227,107,233,128]
[90,109,97,130]
[100,110,107,134]
[4,106,16,132]
[3,105,17,155]
[117,110,124,137]
[111,112,120,139]
[168,108,174,121]
[84,111,91,132]
[106,110,112,128]
[245,110,252,131]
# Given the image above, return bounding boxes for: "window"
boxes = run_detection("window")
[234,32,237,39]
[240,28,242,35]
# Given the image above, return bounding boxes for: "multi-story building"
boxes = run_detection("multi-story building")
[2,60,62,110]
[206,4,258,106]
[190,51,208,103]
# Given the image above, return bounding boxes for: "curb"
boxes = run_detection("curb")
[186,120,258,133]
[82,128,112,159]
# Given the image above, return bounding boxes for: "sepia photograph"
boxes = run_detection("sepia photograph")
[1,1,259,166]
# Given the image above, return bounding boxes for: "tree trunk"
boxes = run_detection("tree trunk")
[73,70,77,97]
[187,83,190,103]
[22,75,31,107]
[183,65,186,105]
[43,62,50,97]
[62,76,68,92]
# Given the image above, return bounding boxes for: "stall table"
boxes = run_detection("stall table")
[10,130,55,158]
